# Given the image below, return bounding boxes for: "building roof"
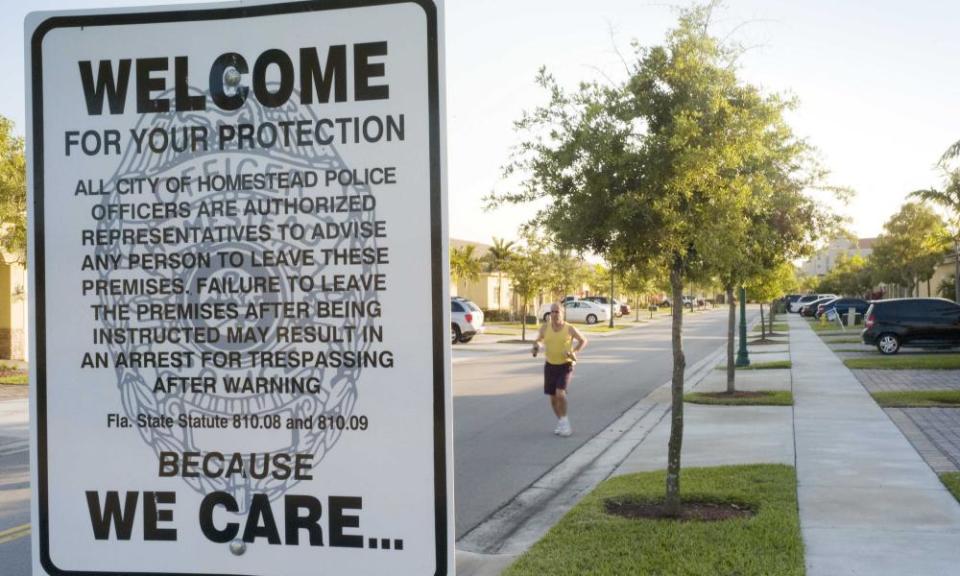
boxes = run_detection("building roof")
[450,238,493,259]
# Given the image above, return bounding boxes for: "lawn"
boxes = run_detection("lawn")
[685,391,793,406]
[807,321,849,333]
[844,355,960,370]
[871,390,960,407]
[504,464,804,576]
[753,323,788,333]
[822,337,865,344]
[941,472,960,503]
[0,373,27,385]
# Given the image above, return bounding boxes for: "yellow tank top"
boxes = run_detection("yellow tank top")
[544,322,573,365]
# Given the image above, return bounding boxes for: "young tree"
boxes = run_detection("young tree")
[491,4,819,513]
[0,116,26,264]
[506,230,548,340]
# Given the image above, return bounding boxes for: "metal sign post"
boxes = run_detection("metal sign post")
[26,2,451,574]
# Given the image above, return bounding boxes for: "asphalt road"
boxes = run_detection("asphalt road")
[453,307,752,539]
[0,306,755,573]
[0,397,30,576]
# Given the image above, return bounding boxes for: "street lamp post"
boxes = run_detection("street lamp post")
[735,285,750,367]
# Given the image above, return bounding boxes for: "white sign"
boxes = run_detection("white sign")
[26,2,451,575]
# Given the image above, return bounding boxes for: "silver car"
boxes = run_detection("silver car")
[451,297,485,344]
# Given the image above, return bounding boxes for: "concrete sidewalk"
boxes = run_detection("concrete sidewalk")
[788,314,960,576]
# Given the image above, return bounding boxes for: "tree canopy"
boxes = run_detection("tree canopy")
[491,4,831,513]
[0,116,26,264]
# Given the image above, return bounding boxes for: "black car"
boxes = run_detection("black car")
[800,296,836,317]
[861,298,960,354]
[817,297,869,320]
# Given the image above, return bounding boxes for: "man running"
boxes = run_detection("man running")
[533,302,588,437]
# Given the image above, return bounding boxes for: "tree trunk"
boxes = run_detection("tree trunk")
[769,300,775,333]
[726,285,735,394]
[609,271,615,328]
[760,303,767,340]
[521,295,527,341]
[666,259,686,515]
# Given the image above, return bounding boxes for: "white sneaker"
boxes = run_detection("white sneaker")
[557,418,572,437]
[553,420,563,435]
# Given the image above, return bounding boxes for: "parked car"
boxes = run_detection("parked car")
[790,293,837,313]
[800,296,837,317]
[783,294,803,311]
[451,297,484,344]
[538,299,610,324]
[861,298,960,354]
[582,296,626,317]
[817,297,869,321]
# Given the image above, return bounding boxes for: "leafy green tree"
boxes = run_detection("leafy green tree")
[871,203,947,297]
[816,254,874,297]
[484,237,516,310]
[450,245,481,285]
[910,169,960,303]
[543,247,585,300]
[0,117,26,264]
[491,4,822,513]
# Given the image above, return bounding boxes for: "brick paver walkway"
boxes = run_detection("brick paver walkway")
[852,369,960,392]
[886,408,960,473]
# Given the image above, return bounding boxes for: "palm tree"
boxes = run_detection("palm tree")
[910,169,960,303]
[486,238,515,310]
[450,245,481,285]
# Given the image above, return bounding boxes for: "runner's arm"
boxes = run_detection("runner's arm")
[569,325,588,353]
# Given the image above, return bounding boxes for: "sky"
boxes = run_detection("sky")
[6,0,960,246]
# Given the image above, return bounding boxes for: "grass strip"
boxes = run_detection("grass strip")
[941,473,960,503]
[0,374,28,385]
[716,360,792,371]
[580,325,629,333]
[871,390,960,407]
[823,337,864,344]
[844,355,960,370]
[753,323,788,332]
[685,391,793,406]
[504,464,803,576]
[807,321,848,333]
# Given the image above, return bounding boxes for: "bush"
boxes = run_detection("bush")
[483,309,514,322]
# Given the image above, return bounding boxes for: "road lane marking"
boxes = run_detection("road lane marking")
[0,523,30,545]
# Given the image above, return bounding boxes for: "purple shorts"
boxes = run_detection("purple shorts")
[543,362,573,396]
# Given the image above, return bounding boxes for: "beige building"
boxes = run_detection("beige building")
[0,254,27,360]
[917,253,958,299]
[449,238,516,312]
[801,237,876,277]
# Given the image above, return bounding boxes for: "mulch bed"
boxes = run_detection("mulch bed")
[604,498,756,522]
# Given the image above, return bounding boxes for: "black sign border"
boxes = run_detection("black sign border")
[29,1,447,575]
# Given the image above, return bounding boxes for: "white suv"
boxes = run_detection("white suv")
[451,297,484,344]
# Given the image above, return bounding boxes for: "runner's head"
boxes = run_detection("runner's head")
[550,303,563,324]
